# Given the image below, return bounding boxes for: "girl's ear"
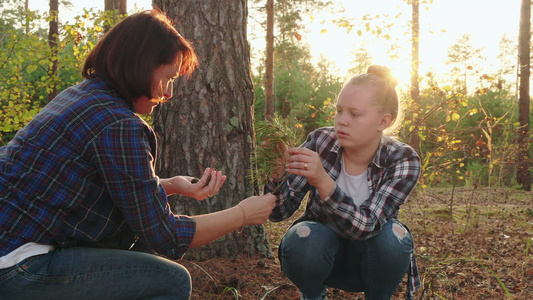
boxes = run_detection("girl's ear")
[377,113,392,132]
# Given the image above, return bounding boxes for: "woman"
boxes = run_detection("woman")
[266,66,421,300]
[0,9,275,300]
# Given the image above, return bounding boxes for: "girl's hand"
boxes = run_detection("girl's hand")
[285,147,335,198]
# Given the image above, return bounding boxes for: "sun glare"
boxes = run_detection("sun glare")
[303,0,520,91]
[35,0,520,91]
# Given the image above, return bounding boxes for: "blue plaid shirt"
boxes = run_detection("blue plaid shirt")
[0,77,195,259]
[266,127,421,299]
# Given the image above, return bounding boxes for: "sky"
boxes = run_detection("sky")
[29,0,521,87]
[298,0,521,87]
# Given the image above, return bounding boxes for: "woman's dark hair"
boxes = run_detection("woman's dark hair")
[82,9,198,105]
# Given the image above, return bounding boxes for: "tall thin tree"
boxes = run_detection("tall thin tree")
[25,0,29,34]
[119,0,127,15]
[152,0,272,259]
[264,0,275,121]
[409,0,420,154]
[104,0,127,31]
[445,34,482,93]
[48,0,59,101]
[517,0,531,191]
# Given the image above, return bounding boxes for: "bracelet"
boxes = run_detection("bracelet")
[236,204,246,234]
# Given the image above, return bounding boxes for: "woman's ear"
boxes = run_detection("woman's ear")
[377,113,392,132]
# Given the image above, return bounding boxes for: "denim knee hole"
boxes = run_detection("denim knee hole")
[296,225,311,238]
[392,223,408,242]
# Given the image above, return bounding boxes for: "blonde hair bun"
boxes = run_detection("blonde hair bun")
[367,65,399,87]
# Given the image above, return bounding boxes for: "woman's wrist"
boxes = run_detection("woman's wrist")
[236,204,246,232]
[161,177,189,196]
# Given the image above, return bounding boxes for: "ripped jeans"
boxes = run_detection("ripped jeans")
[279,219,413,300]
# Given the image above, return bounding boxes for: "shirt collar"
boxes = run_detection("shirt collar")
[331,137,342,154]
[88,76,135,113]
[333,136,387,169]
[371,136,388,169]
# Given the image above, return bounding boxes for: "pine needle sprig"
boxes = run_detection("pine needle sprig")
[250,115,305,191]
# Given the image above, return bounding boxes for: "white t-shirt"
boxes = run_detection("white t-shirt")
[336,156,370,207]
[0,243,55,269]
[322,155,370,236]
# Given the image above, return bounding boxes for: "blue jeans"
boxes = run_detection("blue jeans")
[280,220,413,300]
[0,246,191,300]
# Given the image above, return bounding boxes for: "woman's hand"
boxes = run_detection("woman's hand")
[188,168,226,200]
[237,193,277,226]
[285,147,335,198]
[189,193,276,248]
[162,168,226,200]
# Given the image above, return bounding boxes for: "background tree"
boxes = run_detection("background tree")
[497,33,518,94]
[48,0,59,101]
[517,0,531,190]
[264,0,275,121]
[445,33,483,94]
[251,0,342,134]
[119,0,126,14]
[409,0,421,154]
[24,0,29,34]
[0,3,116,145]
[347,45,373,76]
[152,0,272,260]
[104,0,127,32]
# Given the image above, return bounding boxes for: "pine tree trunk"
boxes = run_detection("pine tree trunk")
[517,0,531,191]
[104,0,125,31]
[264,0,275,121]
[47,0,58,102]
[152,0,272,260]
[409,0,420,155]
[119,0,127,15]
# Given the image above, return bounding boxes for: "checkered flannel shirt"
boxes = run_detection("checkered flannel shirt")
[265,127,421,299]
[0,77,195,260]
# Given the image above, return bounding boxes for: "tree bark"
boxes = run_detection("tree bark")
[104,0,126,31]
[517,0,531,191]
[119,0,127,15]
[104,0,114,32]
[25,0,29,35]
[264,0,275,121]
[409,0,420,155]
[47,0,58,102]
[152,0,272,260]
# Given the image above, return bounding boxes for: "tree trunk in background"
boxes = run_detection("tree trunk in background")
[409,0,420,155]
[517,0,531,191]
[25,0,29,34]
[47,0,58,102]
[104,0,127,31]
[152,0,272,260]
[119,0,127,15]
[104,0,114,32]
[264,0,275,121]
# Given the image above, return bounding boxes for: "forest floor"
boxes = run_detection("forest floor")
[180,187,533,299]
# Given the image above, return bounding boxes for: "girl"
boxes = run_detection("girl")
[266,65,421,300]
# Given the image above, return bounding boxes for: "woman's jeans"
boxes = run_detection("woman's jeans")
[280,219,413,300]
[0,246,191,300]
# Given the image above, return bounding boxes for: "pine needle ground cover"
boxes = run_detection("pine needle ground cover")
[180,188,533,299]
